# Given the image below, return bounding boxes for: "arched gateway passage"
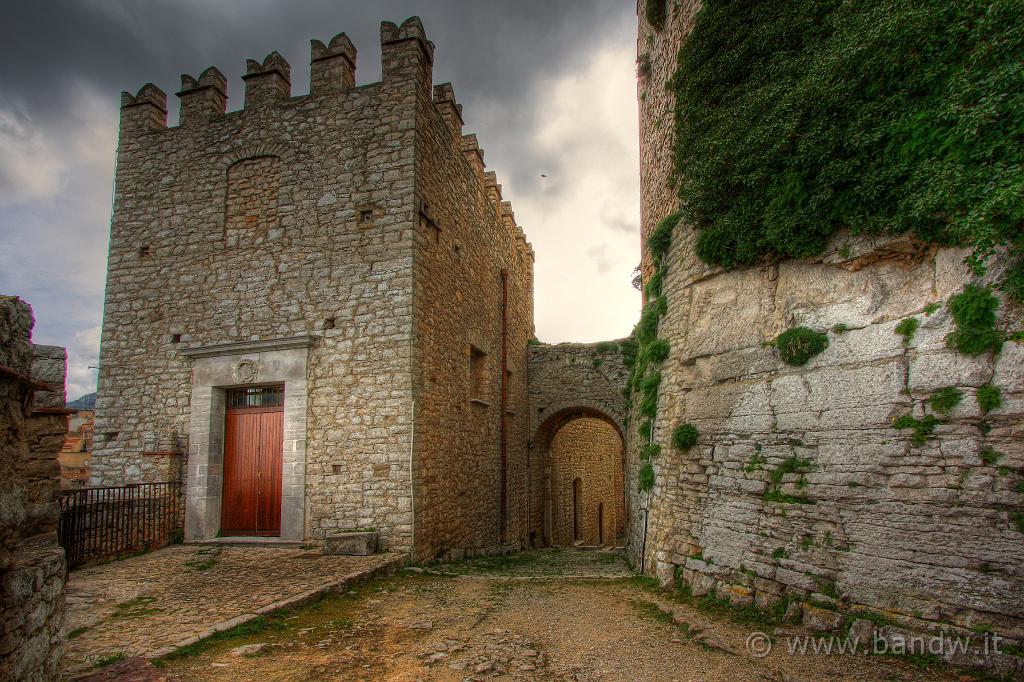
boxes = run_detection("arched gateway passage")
[527,343,629,547]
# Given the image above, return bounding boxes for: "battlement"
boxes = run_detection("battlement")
[243,51,291,106]
[177,67,227,125]
[119,17,436,132]
[433,83,464,138]
[120,83,167,131]
[310,32,357,94]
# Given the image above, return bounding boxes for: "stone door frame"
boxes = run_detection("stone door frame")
[180,335,313,542]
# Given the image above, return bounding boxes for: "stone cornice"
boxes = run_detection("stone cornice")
[179,335,316,359]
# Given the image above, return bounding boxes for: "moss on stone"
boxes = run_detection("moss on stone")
[976,384,1002,414]
[928,386,963,415]
[947,285,1002,356]
[671,423,698,450]
[894,317,920,346]
[774,327,829,366]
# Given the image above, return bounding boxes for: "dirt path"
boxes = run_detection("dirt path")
[153,550,959,681]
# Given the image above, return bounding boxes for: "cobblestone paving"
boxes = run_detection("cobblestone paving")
[156,550,960,682]
[64,545,400,673]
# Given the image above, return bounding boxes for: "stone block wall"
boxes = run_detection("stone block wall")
[410,64,535,560]
[93,17,535,558]
[0,297,67,681]
[634,0,1024,642]
[93,23,429,552]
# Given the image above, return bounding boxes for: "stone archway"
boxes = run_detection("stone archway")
[525,342,629,548]
[531,406,625,547]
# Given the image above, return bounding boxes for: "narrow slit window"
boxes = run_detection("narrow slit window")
[469,346,487,400]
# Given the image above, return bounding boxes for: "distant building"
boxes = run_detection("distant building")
[60,409,93,488]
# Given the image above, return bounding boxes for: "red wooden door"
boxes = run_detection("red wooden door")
[221,387,284,536]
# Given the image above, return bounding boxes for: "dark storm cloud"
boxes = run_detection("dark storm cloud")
[0,0,628,126]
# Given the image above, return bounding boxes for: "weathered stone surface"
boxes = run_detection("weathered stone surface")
[802,604,843,632]
[323,531,379,556]
[847,618,876,647]
[632,1,1024,643]
[0,297,67,681]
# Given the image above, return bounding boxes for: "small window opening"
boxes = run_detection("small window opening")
[332,464,344,475]
[358,209,373,225]
[138,246,151,258]
[170,334,182,344]
[321,317,336,330]
[470,346,487,400]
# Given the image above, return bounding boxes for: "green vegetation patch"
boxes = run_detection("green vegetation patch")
[91,652,127,669]
[892,414,940,446]
[112,596,161,620]
[1011,511,1024,533]
[1001,260,1024,304]
[671,423,699,451]
[947,285,1003,356]
[769,456,815,484]
[976,384,1002,414]
[894,317,920,347]
[638,463,656,492]
[640,443,662,461]
[648,212,682,263]
[645,0,667,30]
[640,338,671,365]
[671,1,1024,273]
[928,387,963,415]
[772,327,829,366]
[979,447,1004,466]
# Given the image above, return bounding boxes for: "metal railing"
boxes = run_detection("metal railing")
[58,481,182,568]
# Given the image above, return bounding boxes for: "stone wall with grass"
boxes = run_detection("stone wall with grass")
[633,0,1024,646]
[1,296,67,681]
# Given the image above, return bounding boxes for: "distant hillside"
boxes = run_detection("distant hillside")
[67,392,96,410]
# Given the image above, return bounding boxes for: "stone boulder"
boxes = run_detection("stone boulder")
[323,531,379,556]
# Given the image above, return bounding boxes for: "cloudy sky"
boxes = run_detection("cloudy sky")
[0,0,641,400]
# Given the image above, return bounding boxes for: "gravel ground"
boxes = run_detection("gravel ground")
[151,549,962,681]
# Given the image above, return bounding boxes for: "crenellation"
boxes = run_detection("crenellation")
[380,17,434,85]
[460,133,484,181]
[310,32,357,94]
[177,66,227,126]
[242,51,291,107]
[432,83,464,139]
[119,83,167,132]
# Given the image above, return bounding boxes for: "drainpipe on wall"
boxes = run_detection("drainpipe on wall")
[409,396,415,560]
[499,269,509,545]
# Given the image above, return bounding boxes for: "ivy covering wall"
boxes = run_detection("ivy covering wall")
[671,0,1023,283]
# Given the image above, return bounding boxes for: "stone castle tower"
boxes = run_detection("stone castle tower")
[92,18,536,561]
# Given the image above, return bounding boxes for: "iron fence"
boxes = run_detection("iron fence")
[58,481,183,568]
